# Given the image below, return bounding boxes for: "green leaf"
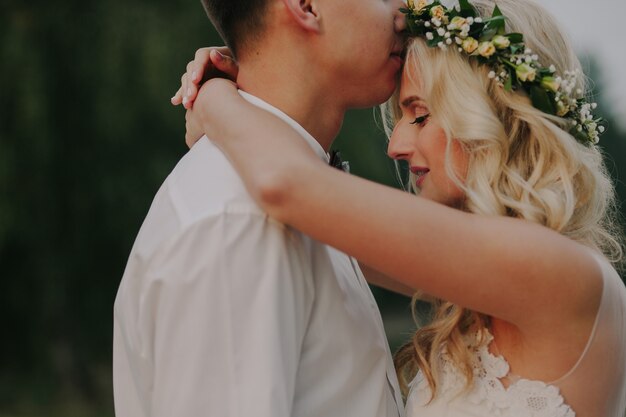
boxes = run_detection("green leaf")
[427,37,440,48]
[507,33,523,44]
[458,0,477,17]
[406,18,417,33]
[492,4,503,18]
[571,127,590,144]
[399,7,411,13]
[483,15,506,32]
[537,68,552,78]
[530,86,556,115]
[479,28,497,41]
[504,75,513,91]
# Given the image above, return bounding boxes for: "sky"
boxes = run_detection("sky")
[540,0,626,128]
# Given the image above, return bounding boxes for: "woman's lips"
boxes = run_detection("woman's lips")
[410,166,430,188]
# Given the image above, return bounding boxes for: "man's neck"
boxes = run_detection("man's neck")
[235,62,345,152]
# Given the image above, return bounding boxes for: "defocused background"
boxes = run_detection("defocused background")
[1,0,624,416]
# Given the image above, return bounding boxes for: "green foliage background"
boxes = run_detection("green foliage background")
[1,1,624,416]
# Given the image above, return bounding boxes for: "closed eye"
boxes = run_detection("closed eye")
[410,113,430,125]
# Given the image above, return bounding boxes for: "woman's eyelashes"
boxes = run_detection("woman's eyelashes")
[410,113,430,127]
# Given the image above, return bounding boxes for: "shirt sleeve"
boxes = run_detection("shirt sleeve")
[139,211,315,417]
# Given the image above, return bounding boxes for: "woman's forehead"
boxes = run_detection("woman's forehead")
[399,68,424,101]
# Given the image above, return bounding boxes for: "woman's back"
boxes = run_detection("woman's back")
[405,249,626,417]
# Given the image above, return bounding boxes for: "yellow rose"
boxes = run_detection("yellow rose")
[407,0,414,9]
[540,76,560,93]
[492,35,510,49]
[448,16,467,30]
[416,0,429,11]
[477,41,496,58]
[556,100,569,117]
[516,63,537,82]
[430,5,446,21]
[461,37,479,54]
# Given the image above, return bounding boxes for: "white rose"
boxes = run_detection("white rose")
[447,16,467,30]
[516,63,537,82]
[492,35,510,49]
[540,76,560,93]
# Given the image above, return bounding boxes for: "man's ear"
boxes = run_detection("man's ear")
[280,0,321,33]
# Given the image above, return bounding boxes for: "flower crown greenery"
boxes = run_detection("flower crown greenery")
[401,0,605,145]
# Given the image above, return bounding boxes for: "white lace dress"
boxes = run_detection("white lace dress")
[405,250,626,417]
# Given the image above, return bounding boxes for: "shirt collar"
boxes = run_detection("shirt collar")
[238,90,329,163]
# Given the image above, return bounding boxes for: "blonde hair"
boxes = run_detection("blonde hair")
[383,0,624,400]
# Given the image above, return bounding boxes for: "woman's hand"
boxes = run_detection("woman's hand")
[171,46,238,110]
[184,78,240,148]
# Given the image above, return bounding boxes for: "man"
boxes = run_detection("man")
[113,0,407,416]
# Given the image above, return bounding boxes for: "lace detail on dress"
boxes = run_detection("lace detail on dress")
[409,329,576,417]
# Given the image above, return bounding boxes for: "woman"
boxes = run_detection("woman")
[174,0,626,415]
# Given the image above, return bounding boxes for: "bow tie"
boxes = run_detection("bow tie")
[329,150,350,173]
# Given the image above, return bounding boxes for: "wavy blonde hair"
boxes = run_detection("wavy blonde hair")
[382,0,624,400]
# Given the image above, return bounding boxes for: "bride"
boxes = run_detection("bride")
[174,0,626,415]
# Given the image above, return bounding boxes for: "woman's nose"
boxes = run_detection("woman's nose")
[387,128,413,160]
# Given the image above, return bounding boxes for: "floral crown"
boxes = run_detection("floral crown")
[401,0,604,145]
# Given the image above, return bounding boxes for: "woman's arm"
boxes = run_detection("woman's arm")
[190,80,602,333]
[359,263,414,297]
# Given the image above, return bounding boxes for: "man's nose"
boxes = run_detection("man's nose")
[393,0,408,33]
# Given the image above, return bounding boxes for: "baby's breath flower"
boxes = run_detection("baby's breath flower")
[400,0,604,145]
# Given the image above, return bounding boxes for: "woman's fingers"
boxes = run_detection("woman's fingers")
[209,49,239,81]
[171,86,183,105]
[190,48,213,85]
[183,79,239,149]
[171,46,238,109]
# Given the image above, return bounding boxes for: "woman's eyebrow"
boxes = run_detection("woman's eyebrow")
[400,96,424,108]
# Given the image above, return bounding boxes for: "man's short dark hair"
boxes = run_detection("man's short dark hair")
[200,0,269,57]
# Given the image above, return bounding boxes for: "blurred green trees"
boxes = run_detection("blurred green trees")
[0,1,624,416]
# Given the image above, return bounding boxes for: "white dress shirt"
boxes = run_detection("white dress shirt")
[113,91,404,417]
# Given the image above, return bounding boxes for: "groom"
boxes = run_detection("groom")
[113,0,407,416]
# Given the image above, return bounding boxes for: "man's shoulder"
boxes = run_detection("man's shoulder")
[165,136,263,221]
[128,136,264,258]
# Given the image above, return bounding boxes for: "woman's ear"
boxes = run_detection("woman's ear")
[280,0,321,33]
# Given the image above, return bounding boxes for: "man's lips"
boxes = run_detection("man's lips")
[390,52,404,66]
